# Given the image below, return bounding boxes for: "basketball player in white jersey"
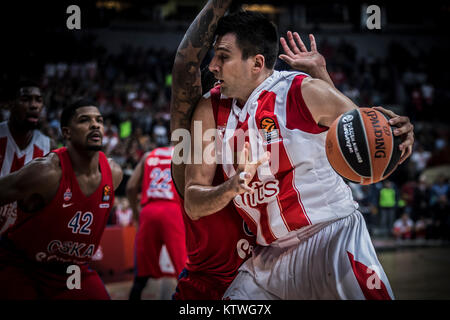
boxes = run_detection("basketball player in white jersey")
[184,11,415,299]
[0,80,55,235]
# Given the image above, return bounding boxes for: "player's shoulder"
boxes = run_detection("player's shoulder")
[278,70,310,81]
[192,95,213,118]
[107,157,124,189]
[300,76,332,95]
[107,157,123,175]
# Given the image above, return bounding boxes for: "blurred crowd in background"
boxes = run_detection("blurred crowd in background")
[1,29,449,242]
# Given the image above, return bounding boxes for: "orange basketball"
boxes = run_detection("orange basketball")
[325,108,402,185]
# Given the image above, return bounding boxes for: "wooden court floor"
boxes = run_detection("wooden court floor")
[105,246,450,300]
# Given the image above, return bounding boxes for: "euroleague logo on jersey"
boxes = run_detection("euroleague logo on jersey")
[260,117,280,144]
[260,117,276,132]
[102,185,111,202]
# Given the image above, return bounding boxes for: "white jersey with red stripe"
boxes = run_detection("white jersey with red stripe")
[215,71,358,246]
[0,121,51,235]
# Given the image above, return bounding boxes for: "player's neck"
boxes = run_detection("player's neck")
[236,69,274,108]
[67,146,100,175]
[7,120,33,150]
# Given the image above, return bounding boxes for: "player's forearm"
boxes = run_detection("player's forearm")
[170,0,233,133]
[184,177,239,220]
[126,188,140,220]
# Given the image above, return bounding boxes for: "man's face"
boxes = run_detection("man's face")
[66,106,104,151]
[209,33,255,103]
[12,86,43,130]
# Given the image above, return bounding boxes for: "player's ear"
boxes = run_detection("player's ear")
[61,127,71,141]
[252,54,265,73]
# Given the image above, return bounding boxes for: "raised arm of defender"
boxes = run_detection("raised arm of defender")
[170,0,233,196]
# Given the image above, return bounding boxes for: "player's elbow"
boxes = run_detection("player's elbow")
[183,199,201,221]
[183,189,202,221]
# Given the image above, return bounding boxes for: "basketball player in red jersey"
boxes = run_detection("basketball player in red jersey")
[170,0,257,300]
[126,146,186,300]
[184,11,415,299]
[0,80,56,235]
[0,99,123,299]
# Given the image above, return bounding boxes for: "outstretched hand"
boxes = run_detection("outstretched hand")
[234,142,270,194]
[279,31,327,73]
[373,106,415,164]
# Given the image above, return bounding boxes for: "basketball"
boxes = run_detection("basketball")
[325,108,402,185]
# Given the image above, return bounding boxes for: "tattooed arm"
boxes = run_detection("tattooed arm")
[170,0,233,197]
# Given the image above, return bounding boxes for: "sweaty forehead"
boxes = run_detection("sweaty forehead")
[19,87,41,97]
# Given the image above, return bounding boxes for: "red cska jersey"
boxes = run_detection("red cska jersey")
[140,146,179,206]
[4,147,114,265]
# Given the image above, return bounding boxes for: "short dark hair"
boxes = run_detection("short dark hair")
[215,11,279,69]
[60,98,97,130]
[0,78,41,102]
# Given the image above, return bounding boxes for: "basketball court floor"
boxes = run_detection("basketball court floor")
[105,244,450,300]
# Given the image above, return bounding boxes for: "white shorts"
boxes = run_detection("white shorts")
[223,210,394,300]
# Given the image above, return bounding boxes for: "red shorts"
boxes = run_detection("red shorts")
[0,246,109,300]
[173,268,234,300]
[135,200,186,278]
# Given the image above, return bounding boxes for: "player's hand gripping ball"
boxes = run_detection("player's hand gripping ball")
[325,107,402,185]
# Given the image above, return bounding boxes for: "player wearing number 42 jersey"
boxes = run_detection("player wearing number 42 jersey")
[126,146,187,300]
[0,99,123,299]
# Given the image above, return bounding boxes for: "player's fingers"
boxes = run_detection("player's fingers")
[239,182,254,194]
[293,32,308,52]
[238,171,251,182]
[237,142,248,167]
[309,34,317,52]
[391,117,414,136]
[280,37,294,57]
[373,106,396,119]
[399,130,415,149]
[287,31,301,54]
[280,37,295,57]
[279,54,295,66]
[398,145,413,164]
[256,151,271,167]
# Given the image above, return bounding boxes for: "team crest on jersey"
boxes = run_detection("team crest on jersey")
[102,185,111,202]
[63,188,72,201]
[260,117,281,144]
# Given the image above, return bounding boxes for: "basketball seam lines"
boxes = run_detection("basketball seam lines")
[335,111,366,183]
[358,109,373,184]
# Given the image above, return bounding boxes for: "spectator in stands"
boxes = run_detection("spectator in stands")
[430,177,449,206]
[430,194,450,240]
[412,176,431,223]
[414,215,428,240]
[410,143,432,178]
[393,212,414,241]
[378,180,399,237]
[103,118,119,156]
